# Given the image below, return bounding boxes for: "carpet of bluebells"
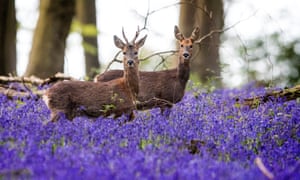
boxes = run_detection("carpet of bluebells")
[0,83,299,179]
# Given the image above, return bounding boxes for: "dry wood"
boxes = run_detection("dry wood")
[0,73,75,99]
[241,84,300,108]
[0,73,75,86]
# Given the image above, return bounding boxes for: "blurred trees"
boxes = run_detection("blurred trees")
[24,0,99,79]
[179,0,224,86]
[25,0,75,78]
[238,33,300,86]
[0,0,16,75]
[75,0,100,78]
[1,0,299,87]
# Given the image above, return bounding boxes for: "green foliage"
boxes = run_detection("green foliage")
[82,41,98,55]
[100,104,116,113]
[188,73,217,93]
[139,131,163,150]
[71,20,98,37]
[71,20,98,55]
[238,32,300,86]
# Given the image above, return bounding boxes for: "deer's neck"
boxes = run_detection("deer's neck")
[177,58,190,87]
[124,67,139,99]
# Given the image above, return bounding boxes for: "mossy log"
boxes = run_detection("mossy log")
[242,85,300,108]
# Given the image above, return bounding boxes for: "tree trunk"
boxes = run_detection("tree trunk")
[25,0,75,78]
[179,0,224,86]
[0,0,16,75]
[76,0,100,79]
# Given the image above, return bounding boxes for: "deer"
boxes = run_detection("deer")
[95,25,200,112]
[43,28,147,122]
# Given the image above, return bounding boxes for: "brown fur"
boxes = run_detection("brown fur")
[44,29,147,122]
[95,26,200,111]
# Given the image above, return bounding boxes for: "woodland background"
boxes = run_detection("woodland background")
[1,0,300,88]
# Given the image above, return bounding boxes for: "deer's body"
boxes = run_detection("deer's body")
[97,66,188,109]
[44,29,147,122]
[96,26,199,110]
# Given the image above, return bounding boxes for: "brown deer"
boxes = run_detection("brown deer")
[43,28,147,122]
[95,25,200,111]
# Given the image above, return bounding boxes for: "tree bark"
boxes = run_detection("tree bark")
[25,0,75,78]
[0,0,17,75]
[76,0,100,79]
[179,0,224,86]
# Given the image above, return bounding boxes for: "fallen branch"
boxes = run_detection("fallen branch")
[0,86,44,99]
[0,73,75,86]
[241,84,300,108]
[136,97,174,110]
[0,73,76,99]
[254,157,274,180]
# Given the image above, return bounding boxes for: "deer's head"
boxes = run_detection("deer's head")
[114,28,147,69]
[174,26,200,64]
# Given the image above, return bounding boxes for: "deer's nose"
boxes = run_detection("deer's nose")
[127,60,134,66]
[183,53,190,58]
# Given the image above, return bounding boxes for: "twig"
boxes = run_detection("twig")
[148,0,212,19]
[195,10,259,44]
[254,157,274,180]
[153,53,176,70]
[104,51,122,72]
[104,50,178,72]
[0,73,75,86]
[0,86,44,99]
[140,50,178,61]
[137,97,173,110]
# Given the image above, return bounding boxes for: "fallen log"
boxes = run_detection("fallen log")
[0,73,75,86]
[0,73,75,99]
[241,84,300,108]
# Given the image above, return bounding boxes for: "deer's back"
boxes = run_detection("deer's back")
[45,79,135,117]
[139,69,185,103]
[97,69,186,105]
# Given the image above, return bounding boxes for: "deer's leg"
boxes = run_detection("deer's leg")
[65,112,75,121]
[160,105,172,117]
[128,111,135,121]
[43,110,61,125]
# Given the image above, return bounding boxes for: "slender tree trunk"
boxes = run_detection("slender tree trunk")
[25,0,75,78]
[0,0,16,75]
[76,0,100,79]
[179,0,224,86]
[179,0,196,37]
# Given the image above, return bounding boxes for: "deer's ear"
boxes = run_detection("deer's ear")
[190,27,200,42]
[114,35,125,49]
[136,35,147,49]
[174,25,184,41]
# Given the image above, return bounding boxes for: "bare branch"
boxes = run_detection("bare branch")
[0,73,75,86]
[136,97,173,110]
[195,10,259,44]
[139,50,178,62]
[104,51,123,72]
[104,50,178,72]
[148,1,212,19]
[154,53,177,70]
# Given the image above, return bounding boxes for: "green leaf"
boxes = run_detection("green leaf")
[70,20,98,37]
[82,24,98,37]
